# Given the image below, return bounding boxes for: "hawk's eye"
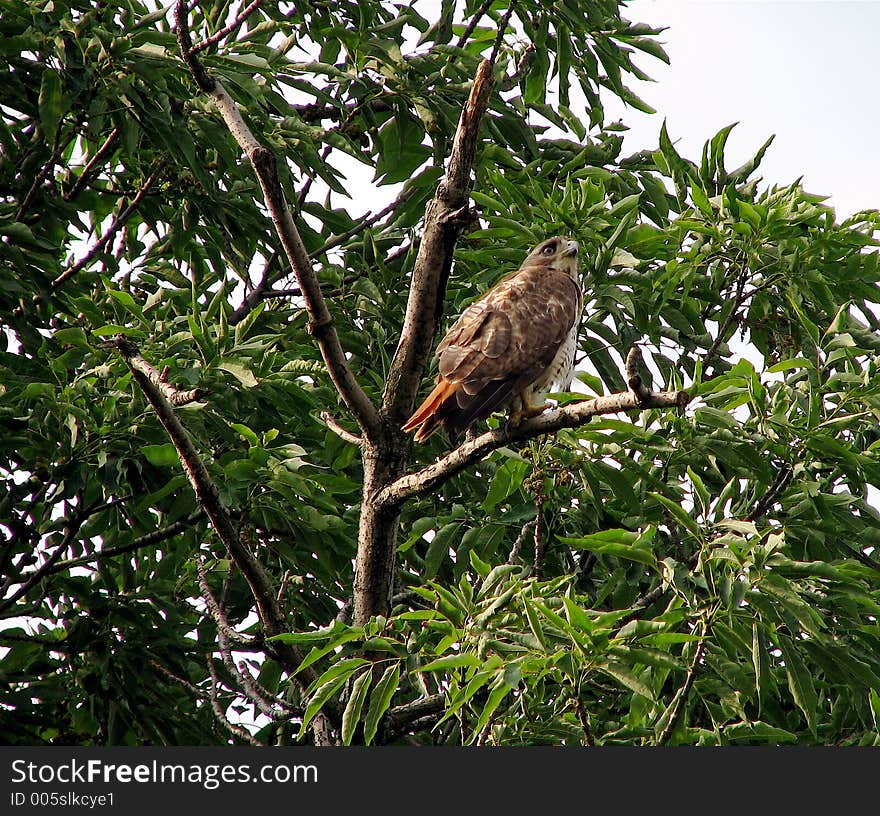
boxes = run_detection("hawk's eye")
[541,243,556,256]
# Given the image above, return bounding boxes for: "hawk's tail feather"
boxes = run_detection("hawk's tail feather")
[402,379,458,440]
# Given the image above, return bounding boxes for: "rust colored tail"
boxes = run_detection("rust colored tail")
[402,379,457,442]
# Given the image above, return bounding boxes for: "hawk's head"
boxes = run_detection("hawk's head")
[522,236,579,280]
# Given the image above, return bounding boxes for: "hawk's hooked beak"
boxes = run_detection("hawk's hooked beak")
[562,240,579,258]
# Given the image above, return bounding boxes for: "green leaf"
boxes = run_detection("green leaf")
[600,661,655,701]
[217,360,259,388]
[650,492,703,538]
[470,677,511,741]
[38,69,64,138]
[297,669,357,740]
[417,653,482,673]
[562,529,656,567]
[778,638,818,737]
[766,357,814,373]
[341,668,372,746]
[424,522,462,579]
[363,664,401,745]
[141,444,179,467]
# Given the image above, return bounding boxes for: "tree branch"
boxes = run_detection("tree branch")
[99,339,203,405]
[454,0,495,49]
[196,559,256,647]
[107,335,336,742]
[378,383,690,510]
[381,56,496,423]
[29,510,205,579]
[207,657,263,745]
[51,160,167,293]
[16,113,84,220]
[191,0,263,54]
[381,693,446,742]
[175,0,382,444]
[657,622,708,745]
[321,411,362,446]
[106,341,284,640]
[63,127,120,202]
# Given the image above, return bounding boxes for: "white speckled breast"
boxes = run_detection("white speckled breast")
[526,319,579,402]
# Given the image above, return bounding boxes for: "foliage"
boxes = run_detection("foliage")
[3,0,880,746]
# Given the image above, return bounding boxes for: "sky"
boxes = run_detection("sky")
[607,0,880,218]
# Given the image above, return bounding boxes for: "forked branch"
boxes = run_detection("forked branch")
[174,0,382,443]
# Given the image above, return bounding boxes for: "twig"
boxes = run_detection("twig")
[197,559,255,646]
[508,518,537,563]
[63,127,120,202]
[175,0,381,444]
[573,693,596,746]
[454,0,495,49]
[490,2,517,65]
[191,0,263,54]
[532,500,545,579]
[277,569,292,605]
[321,411,362,446]
[309,189,414,259]
[747,465,793,522]
[704,266,749,373]
[16,113,83,220]
[500,45,536,92]
[50,160,167,293]
[0,519,84,613]
[227,251,281,326]
[207,657,263,745]
[657,622,708,745]
[30,511,205,579]
[151,658,208,698]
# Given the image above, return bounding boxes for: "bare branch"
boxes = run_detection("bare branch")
[321,411,362,446]
[33,510,205,579]
[51,160,167,293]
[657,622,708,745]
[207,658,263,745]
[747,465,793,522]
[0,526,78,613]
[191,0,263,54]
[63,127,120,202]
[508,518,537,563]
[175,0,381,443]
[309,188,414,259]
[703,264,749,373]
[378,385,690,510]
[381,693,446,742]
[573,692,596,746]
[16,113,83,220]
[197,559,256,646]
[381,57,496,423]
[454,0,495,49]
[106,337,286,644]
[99,338,203,405]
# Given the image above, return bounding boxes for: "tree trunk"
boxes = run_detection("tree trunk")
[353,433,410,626]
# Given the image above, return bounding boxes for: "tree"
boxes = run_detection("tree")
[3,0,880,747]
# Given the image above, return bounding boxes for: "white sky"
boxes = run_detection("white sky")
[609,0,880,218]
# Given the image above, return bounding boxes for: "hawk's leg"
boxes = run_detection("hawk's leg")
[506,393,552,430]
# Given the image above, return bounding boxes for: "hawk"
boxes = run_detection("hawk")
[402,236,581,442]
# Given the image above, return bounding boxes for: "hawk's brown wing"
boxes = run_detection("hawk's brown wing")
[403,266,580,440]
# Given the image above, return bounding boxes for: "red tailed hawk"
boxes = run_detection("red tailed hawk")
[402,236,581,442]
